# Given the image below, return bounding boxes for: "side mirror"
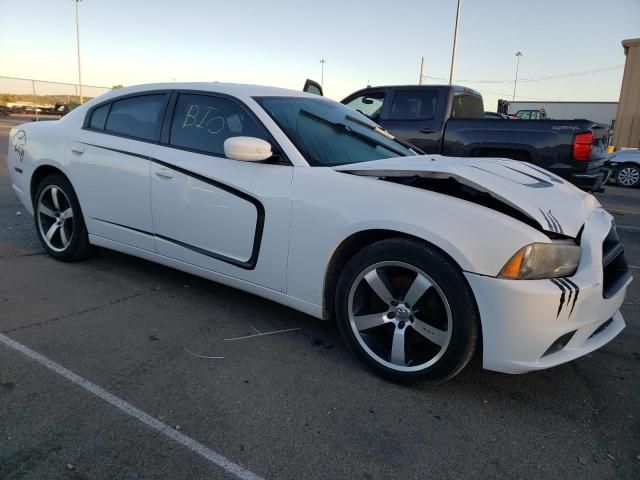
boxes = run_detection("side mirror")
[224,136,273,162]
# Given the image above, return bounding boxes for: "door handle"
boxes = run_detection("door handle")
[155,167,174,179]
[71,143,85,154]
[419,128,436,134]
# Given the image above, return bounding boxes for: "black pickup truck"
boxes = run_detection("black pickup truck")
[303,81,609,191]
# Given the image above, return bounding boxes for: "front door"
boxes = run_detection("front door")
[149,92,293,291]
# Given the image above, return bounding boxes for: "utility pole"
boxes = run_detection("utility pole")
[74,0,83,103]
[513,51,523,101]
[320,58,327,87]
[448,0,462,85]
[418,57,424,85]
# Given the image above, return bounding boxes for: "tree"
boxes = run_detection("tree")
[112,84,123,89]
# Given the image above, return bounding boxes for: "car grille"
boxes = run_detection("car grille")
[601,225,631,298]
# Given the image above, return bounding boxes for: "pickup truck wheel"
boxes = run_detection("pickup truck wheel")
[335,238,479,384]
[615,165,640,188]
[34,174,93,262]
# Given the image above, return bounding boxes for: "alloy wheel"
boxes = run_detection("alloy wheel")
[37,185,75,252]
[347,261,453,372]
[617,167,640,187]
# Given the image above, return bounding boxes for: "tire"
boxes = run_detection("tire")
[335,238,479,384]
[33,174,93,262]
[615,164,640,188]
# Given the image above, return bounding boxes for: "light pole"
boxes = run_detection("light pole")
[74,0,83,103]
[320,58,327,87]
[512,51,523,102]
[448,0,462,85]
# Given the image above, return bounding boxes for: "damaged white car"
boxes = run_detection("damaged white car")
[7,83,631,383]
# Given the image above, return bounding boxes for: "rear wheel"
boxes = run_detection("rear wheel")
[335,238,480,384]
[615,165,640,188]
[34,174,93,261]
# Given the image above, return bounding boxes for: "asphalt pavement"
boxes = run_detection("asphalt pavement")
[1,115,639,480]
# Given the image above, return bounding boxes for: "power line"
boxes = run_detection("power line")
[422,64,623,84]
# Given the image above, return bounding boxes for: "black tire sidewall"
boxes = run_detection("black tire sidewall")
[616,165,640,188]
[33,174,91,261]
[335,238,480,384]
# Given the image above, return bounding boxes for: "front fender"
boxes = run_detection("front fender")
[286,167,548,308]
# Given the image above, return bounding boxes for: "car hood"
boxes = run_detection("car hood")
[334,155,600,238]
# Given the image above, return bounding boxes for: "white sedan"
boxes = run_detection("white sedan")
[6,83,631,383]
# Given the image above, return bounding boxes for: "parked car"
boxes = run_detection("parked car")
[0,105,10,117]
[607,149,640,188]
[6,83,630,383]
[305,81,610,192]
[484,111,509,119]
[515,109,547,120]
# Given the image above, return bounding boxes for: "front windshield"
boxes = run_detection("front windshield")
[255,96,415,166]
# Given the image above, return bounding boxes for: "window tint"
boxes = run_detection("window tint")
[387,90,439,120]
[344,92,386,122]
[89,104,109,130]
[170,94,267,156]
[451,93,484,119]
[104,94,165,141]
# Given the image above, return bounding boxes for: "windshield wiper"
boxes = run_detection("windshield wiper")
[300,109,409,157]
[345,114,424,154]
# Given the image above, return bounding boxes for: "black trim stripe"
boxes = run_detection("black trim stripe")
[81,142,264,270]
[539,208,556,233]
[547,210,564,234]
[562,278,580,316]
[90,217,154,237]
[551,277,580,318]
[557,277,572,305]
[550,278,567,318]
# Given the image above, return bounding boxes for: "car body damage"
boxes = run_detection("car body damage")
[334,155,600,238]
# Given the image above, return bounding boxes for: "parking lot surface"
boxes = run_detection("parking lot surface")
[1,115,639,479]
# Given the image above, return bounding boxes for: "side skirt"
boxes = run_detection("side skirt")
[88,234,324,320]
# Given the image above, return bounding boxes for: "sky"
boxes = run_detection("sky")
[1,0,639,110]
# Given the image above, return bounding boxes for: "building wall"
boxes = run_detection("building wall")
[614,38,640,149]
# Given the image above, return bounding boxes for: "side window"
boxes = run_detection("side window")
[170,94,267,156]
[104,94,166,141]
[451,93,484,119]
[344,92,386,122]
[388,90,439,120]
[88,104,109,130]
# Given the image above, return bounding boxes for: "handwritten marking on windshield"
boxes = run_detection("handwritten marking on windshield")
[182,104,225,134]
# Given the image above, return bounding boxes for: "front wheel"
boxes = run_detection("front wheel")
[335,238,480,384]
[34,174,93,261]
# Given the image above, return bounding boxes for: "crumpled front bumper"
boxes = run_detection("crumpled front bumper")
[465,207,631,374]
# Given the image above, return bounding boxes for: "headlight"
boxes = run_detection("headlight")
[499,242,581,280]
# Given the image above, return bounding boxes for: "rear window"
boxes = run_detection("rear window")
[451,93,484,119]
[387,90,439,120]
[104,94,166,141]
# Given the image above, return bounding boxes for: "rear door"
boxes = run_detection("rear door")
[376,88,445,153]
[70,92,169,251]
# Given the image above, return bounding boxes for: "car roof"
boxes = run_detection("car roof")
[95,82,316,101]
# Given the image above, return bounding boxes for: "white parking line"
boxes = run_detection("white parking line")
[0,333,264,480]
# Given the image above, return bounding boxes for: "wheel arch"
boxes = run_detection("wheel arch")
[322,229,470,320]
[30,165,70,204]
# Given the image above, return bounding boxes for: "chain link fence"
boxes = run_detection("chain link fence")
[0,76,112,120]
